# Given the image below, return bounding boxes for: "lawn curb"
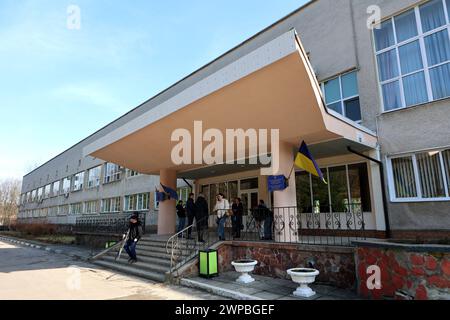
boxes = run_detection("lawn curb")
[0,235,92,262]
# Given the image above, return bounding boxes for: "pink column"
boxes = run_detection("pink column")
[157,169,177,235]
[273,141,298,242]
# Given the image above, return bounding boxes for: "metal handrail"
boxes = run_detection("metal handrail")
[165,215,210,274]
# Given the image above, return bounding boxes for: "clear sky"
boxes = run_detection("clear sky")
[0,0,308,180]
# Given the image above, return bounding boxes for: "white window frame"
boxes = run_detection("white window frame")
[52,180,60,197]
[72,172,85,192]
[62,177,71,194]
[126,169,141,178]
[124,193,149,212]
[387,147,450,202]
[374,0,450,112]
[101,197,121,213]
[104,163,121,184]
[69,203,83,215]
[84,200,98,215]
[43,184,51,199]
[87,166,102,189]
[320,70,362,123]
[58,205,69,216]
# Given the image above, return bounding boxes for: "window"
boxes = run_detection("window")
[37,187,43,200]
[62,177,71,194]
[322,71,362,122]
[40,208,48,217]
[104,163,121,183]
[44,184,51,199]
[374,1,450,111]
[72,172,84,191]
[124,193,149,212]
[87,166,101,188]
[48,207,58,217]
[388,148,450,201]
[177,187,192,203]
[85,201,98,214]
[240,178,259,190]
[52,181,60,196]
[126,169,140,178]
[101,197,121,213]
[58,205,69,216]
[295,163,372,213]
[31,190,37,202]
[69,203,83,215]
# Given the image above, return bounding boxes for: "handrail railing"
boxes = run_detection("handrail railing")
[165,216,212,275]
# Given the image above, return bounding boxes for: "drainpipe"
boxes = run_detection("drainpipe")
[347,147,391,239]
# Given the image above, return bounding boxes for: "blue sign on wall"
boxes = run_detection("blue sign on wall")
[268,175,288,192]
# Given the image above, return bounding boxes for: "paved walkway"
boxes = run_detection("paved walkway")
[182,272,359,300]
[0,240,226,300]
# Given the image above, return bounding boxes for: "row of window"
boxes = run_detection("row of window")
[20,164,141,205]
[388,147,450,201]
[17,193,150,218]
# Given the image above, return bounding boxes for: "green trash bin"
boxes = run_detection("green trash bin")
[199,249,219,278]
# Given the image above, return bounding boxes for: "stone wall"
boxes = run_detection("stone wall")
[177,241,357,289]
[75,232,122,249]
[354,241,450,300]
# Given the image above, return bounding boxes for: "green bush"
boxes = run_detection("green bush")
[12,223,57,236]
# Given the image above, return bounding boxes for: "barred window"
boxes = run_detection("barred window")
[389,148,450,201]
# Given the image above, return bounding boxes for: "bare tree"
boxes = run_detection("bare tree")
[0,179,21,227]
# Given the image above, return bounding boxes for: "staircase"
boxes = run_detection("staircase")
[91,235,194,282]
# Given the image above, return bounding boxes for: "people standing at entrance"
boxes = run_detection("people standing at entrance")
[214,193,230,241]
[124,212,143,264]
[231,198,244,239]
[255,200,269,240]
[195,193,209,243]
[186,193,196,239]
[176,200,186,235]
[262,201,273,241]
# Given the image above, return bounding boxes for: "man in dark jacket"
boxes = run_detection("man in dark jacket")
[124,212,143,264]
[231,198,244,239]
[195,194,209,243]
[186,193,196,239]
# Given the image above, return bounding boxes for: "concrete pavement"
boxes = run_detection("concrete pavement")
[0,240,226,300]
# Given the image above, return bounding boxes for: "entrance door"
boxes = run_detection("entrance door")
[240,190,259,214]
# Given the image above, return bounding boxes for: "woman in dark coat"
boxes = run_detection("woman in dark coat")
[195,194,209,243]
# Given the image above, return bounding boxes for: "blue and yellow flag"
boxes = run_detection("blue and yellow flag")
[295,141,327,184]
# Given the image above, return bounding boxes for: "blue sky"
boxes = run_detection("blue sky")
[0,0,308,180]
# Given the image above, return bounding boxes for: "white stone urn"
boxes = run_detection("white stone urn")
[287,268,320,298]
[231,259,258,284]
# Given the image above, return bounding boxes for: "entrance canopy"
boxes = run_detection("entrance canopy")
[83,30,377,175]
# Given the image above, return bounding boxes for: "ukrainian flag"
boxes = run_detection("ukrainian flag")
[295,141,327,184]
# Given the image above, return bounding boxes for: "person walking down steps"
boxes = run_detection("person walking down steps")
[124,212,143,264]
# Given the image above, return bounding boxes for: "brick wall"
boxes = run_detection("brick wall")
[212,241,356,289]
[355,243,450,300]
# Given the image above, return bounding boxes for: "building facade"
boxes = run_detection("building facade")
[19,0,450,238]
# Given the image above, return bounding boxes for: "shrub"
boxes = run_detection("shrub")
[12,222,57,236]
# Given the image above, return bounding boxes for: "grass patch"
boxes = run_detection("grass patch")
[0,231,75,245]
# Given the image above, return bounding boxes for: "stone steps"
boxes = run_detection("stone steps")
[103,252,171,267]
[93,260,166,282]
[100,255,170,273]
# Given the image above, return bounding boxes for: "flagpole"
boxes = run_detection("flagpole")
[287,162,296,180]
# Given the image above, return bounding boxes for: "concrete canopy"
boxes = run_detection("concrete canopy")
[83,30,377,175]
